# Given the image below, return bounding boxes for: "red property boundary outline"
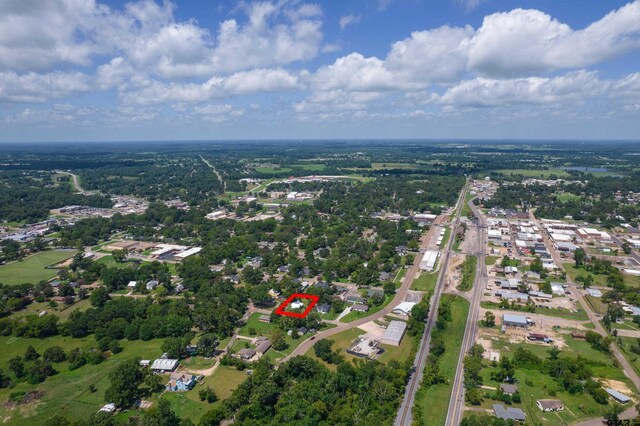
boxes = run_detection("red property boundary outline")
[274,293,320,318]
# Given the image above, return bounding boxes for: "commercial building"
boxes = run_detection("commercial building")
[502,314,529,328]
[381,320,407,346]
[420,250,440,271]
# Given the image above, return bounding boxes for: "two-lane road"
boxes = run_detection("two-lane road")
[446,200,487,426]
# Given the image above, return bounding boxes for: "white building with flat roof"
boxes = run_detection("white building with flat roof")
[420,250,440,271]
[381,320,407,346]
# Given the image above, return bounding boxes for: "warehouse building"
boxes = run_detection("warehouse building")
[420,250,440,271]
[381,320,407,346]
[502,314,529,328]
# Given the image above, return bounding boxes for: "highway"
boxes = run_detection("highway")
[445,199,487,426]
[394,183,468,426]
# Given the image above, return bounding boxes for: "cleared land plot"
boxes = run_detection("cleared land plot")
[414,295,469,426]
[411,272,438,293]
[564,263,640,288]
[495,168,570,178]
[0,250,76,285]
[0,337,164,425]
[255,167,292,174]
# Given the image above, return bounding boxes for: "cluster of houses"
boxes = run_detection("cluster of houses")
[493,387,632,423]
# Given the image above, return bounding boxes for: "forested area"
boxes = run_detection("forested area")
[0,171,112,222]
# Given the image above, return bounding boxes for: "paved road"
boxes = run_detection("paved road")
[282,212,447,362]
[395,184,468,426]
[199,154,226,191]
[532,211,640,392]
[56,170,88,194]
[446,199,487,426]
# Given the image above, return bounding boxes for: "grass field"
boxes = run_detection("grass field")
[411,271,438,292]
[0,336,165,425]
[377,330,416,365]
[287,164,326,171]
[495,168,571,178]
[585,294,608,315]
[255,166,292,174]
[457,255,477,291]
[485,255,500,266]
[414,295,469,426]
[556,192,581,202]
[0,250,77,285]
[563,263,640,288]
[304,327,364,369]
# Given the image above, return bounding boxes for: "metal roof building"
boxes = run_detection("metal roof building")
[151,358,179,372]
[605,388,630,403]
[502,314,528,328]
[381,320,407,346]
[419,250,440,271]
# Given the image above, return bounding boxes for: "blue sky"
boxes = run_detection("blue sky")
[0,0,639,142]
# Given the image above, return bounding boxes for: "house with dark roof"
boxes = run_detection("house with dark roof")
[500,383,518,395]
[493,404,526,422]
[316,303,331,314]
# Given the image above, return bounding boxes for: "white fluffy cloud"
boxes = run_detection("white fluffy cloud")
[438,71,607,107]
[339,14,360,30]
[123,68,300,104]
[469,3,640,77]
[0,71,90,102]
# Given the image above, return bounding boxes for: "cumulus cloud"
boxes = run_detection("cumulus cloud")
[123,68,300,104]
[437,71,608,107]
[468,3,640,77]
[339,14,360,30]
[0,71,91,102]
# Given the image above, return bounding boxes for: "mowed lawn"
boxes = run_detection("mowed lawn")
[414,295,469,426]
[495,168,570,178]
[411,271,438,292]
[0,250,77,285]
[0,336,165,425]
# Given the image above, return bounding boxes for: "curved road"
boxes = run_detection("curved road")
[283,189,466,363]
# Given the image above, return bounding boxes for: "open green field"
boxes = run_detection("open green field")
[495,168,571,178]
[478,336,630,425]
[0,250,76,285]
[377,329,416,365]
[95,255,133,269]
[457,255,477,291]
[411,271,438,292]
[0,336,165,425]
[304,327,364,370]
[340,294,393,323]
[563,263,640,288]
[287,164,326,171]
[370,162,420,170]
[255,166,292,174]
[414,295,469,426]
[585,294,608,315]
[556,192,581,202]
[11,299,92,322]
[485,255,500,266]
